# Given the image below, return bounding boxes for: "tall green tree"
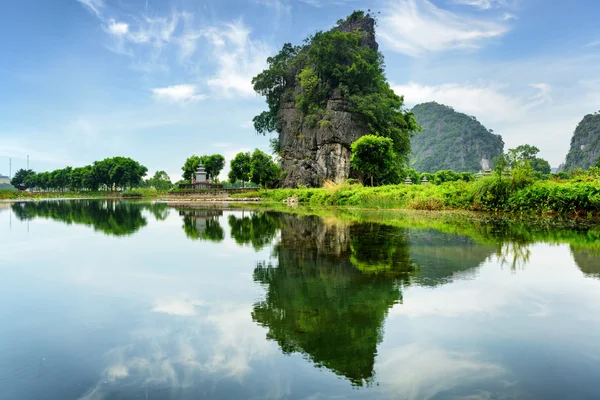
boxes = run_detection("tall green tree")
[228,152,252,187]
[147,171,172,191]
[595,156,600,168]
[350,135,395,186]
[10,169,35,187]
[202,154,226,182]
[513,144,551,175]
[182,155,202,182]
[250,149,280,188]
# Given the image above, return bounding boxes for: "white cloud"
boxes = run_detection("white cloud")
[300,0,322,6]
[77,0,104,17]
[106,19,128,36]
[379,0,509,57]
[528,83,552,107]
[451,0,493,9]
[152,298,205,316]
[502,12,517,20]
[151,85,207,103]
[377,344,506,399]
[393,81,551,124]
[204,20,272,98]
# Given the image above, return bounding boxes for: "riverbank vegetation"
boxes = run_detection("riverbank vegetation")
[231,168,600,215]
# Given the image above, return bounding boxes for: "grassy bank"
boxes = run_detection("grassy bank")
[230,178,600,215]
[0,187,164,200]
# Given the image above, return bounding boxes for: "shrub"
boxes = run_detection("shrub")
[122,187,158,198]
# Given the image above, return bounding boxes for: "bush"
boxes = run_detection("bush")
[122,187,158,198]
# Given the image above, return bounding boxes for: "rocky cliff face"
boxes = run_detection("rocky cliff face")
[410,102,504,173]
[564,112,600,170]
[278,89,369,187]
[277,17,377,188]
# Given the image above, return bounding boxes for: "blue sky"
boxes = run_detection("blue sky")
[1,0,599,180]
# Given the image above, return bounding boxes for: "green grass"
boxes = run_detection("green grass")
[229,179,600,216]
[0,189,164,200]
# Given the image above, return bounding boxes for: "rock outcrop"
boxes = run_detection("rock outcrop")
[563,112,600,170]
[278,89,369,187]
[410,102,504,173]
[277,17,377,188]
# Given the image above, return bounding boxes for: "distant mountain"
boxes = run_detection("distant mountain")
[563,112,600,170]
[410,102,504,173]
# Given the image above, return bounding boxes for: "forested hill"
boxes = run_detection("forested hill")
[564,112,600,170]
[410,102,504,173]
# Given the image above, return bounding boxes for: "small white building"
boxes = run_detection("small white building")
[194,163,207,184]
[0,175,10,185]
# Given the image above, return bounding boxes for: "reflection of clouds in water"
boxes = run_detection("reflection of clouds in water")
[390,282,510,318]
[151,298,205,316]
[79,303,279,400]
[392,244,600,319]
[377,344,507,400]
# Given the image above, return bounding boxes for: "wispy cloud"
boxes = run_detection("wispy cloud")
[106,19,128,36]
[77,0,104,17]
[204,20,272,98]
[151,85,207,103]
[253,0,292,21]
[502,12,517,20]
[379,0,509,57]
[584,40,600,48]
[393,81,551,124]
[451,0,493,9]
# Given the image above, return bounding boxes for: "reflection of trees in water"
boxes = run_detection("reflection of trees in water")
[10,200,168,236]
[407,229,496,285]
[228,212,279,250]
[179,209,225,242]
[571,246,600,278]
[495,242,531,271]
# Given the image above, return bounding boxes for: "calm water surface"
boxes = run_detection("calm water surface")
[1,200,600,400]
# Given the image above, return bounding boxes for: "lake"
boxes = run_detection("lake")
[1,200,600,400]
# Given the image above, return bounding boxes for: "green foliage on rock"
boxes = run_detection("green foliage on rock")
[410,102,504,173]
[251,11,418,161]
[564,112,600,170]
[350,135,395,186]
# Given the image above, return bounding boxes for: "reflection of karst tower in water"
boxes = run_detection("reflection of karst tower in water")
[570,246,600,279]
[251,214,413,386]
[250,213,499,385]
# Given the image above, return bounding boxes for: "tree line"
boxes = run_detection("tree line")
[11,157,148,191]
[350,135,557,186]
[179,149,280,188]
